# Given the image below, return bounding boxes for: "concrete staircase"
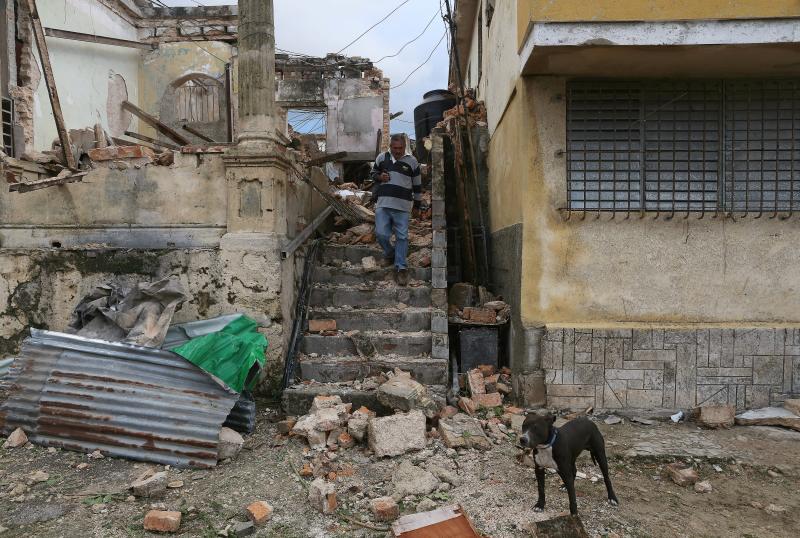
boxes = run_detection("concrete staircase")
[282,242,448,415]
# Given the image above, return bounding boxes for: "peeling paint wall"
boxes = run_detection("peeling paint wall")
[32,0,141,151]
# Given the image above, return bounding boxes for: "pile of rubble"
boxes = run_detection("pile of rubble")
[448,282,511,325]
[437,89,488,131]
[456,365,513,415]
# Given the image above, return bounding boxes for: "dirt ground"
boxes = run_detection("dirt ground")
[1,405,799,538]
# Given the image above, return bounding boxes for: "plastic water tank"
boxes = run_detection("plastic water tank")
[413,89,457,160]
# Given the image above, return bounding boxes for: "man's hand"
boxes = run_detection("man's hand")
[379,171,390,182]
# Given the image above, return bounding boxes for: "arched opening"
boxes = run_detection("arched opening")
[160,73,228,144]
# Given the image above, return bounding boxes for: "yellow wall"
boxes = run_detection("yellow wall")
[518,77,800,327]
[486,89,525,233]
[518,0,800,48]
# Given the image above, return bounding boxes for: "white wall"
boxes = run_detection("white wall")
[33,0,141,150]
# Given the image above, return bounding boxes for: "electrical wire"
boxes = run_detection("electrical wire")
[335,0,412,55]
[390,30,447,90]
[374,9,438,63]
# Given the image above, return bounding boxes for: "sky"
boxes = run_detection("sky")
[160,1,451,137]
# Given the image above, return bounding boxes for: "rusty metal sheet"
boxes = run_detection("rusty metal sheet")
[0,329,239,468]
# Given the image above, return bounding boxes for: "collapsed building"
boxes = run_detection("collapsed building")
[0,0,390,391]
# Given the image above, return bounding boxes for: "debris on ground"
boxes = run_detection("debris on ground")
[697,405,735,429]
[392,504,482,537]
[131,469,168,498]
[308,478,337,514]
[694,480,713,493]
[604,415,622,425]
[143,509,182,533]
[529,514,590,538]
[245,500,274,525]
[665,463,700,487]
[439,414,491,451]
[371,496,400,522]
[735,406,800,431]
[218,427,245,461]
[4,427,28,449]
[376,368,441,418]
[368,410,427,457]
[448,283,511,326]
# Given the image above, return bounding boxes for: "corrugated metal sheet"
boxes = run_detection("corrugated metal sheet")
[0,358,13,378]
[0,329,239,468]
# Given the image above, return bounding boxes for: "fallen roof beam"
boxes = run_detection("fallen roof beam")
[124,131,181,151]
[44,27,156,50]
[25,0,77,171]
[281,206,334,260]
[122,101,191,146]
[9,171,88,193]
[181,124,216,143]
[305,152,348,167]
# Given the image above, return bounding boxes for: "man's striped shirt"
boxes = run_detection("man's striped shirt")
[370,152,422,212]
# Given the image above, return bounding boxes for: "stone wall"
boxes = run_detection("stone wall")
[542,328,800,411]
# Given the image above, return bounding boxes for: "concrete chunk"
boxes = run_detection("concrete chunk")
[735,407,800,432]
[4,428,28,449]
[219,427,244,460]
[368,410,426,457]
[131,470,168,498]
[698,405,735,429]
[308,478,337,514]
[438,414,491,451]
[377,374,439,418]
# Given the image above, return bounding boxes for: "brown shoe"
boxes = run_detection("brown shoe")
[395,268,409,287]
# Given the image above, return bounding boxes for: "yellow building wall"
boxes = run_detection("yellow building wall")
[518,76,800,328]
[486,89,526,233]
[518,0,800,48]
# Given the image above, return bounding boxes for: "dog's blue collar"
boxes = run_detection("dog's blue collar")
[541,428,558,449]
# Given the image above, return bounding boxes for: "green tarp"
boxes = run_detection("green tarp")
[170,316,267,393]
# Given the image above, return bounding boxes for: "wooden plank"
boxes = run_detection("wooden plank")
[181,124,216,143]
[44,27,156,50]
[124,131,181,151]
[24,0,77,171]
[121,101,191,146]
[305,151,348,167]
[9,171,88,193]
[391,505,481,537]
[110,137,137,147]
[280,206,334,260]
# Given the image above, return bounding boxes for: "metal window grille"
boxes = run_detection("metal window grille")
[1,97,14,156]
[566,79,800,215]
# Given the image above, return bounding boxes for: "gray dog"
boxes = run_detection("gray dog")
[519,413,619,515]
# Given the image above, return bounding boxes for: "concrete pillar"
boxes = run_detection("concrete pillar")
[236,0,277,145]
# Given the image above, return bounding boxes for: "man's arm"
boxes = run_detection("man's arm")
[369,154,385,181]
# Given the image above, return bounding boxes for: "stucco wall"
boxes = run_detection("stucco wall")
[324,78,385,158]
[517,0,800,47]
[33,0,141,151]
[519,76,800,327]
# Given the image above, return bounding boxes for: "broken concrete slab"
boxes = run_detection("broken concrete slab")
[308,478,337,514]
[219,427,244,460]
[698,405,735,429]
[130,470,168,498]
[735,407,800,432]
[392,461,439,499]
[347,406,374,442]
[783,399,800,416]
[368,410,426,457]
[529,515,590,538]
[376,373,439,418]
[623,430,728,461]
[438,414,491,451]
[4,428,28,449]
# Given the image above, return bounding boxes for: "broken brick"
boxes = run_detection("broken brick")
[337,431,355,449]
[88,145,156,162]
[458,397,477,416]
[462,307,497,324]
[473,392,503,408]
[439,405,459,420]
[299,463,313,477]
[245,501,273,525]
[308,319,337,333]
[466,369,486,396]
[477,365,496,377]
[308,478,337,514]
[370,496,399,522]
[143,510,182,533]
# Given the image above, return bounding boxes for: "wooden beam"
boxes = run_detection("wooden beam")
[281,206,334,260]
[124,131,181,151]
[44,27,156,50]
[110,137,137,147]
[305,151,348,167]
[24,0,77,170]
[121,101,191,146]
[181,124,216,143]
[9,171,88,193]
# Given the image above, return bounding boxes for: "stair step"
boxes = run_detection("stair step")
[310,285,430,308]
[308,307,431,332]
[321,244,427,265]
[298,355,448,385]
[313,265,431,285]
[282,383,447,416]
[300,331,432,357]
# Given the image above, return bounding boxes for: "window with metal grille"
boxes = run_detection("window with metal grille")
[1,97,14,156]
[566,79,800,214]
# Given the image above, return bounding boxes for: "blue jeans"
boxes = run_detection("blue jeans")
[375,207,409,270]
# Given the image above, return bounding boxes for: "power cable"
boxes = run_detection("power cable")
[374,10,438,63]
[335,0,411,55]
[390,30,447,90]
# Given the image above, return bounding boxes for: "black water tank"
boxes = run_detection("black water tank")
[413,89,457,160]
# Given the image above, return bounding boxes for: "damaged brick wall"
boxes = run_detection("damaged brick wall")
[543,328,800,411]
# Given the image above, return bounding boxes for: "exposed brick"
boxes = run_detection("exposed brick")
[458,397,477,415]
[246,501,274,526]
[308,319,336,333]
[467,369,486,395]
[478,364,496,377]
[462,307,497,324]
[439,405,459,419]
[143,510,182,533]
[88,145,156,161]
[473,392,503,408]
[370,497,399,522]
